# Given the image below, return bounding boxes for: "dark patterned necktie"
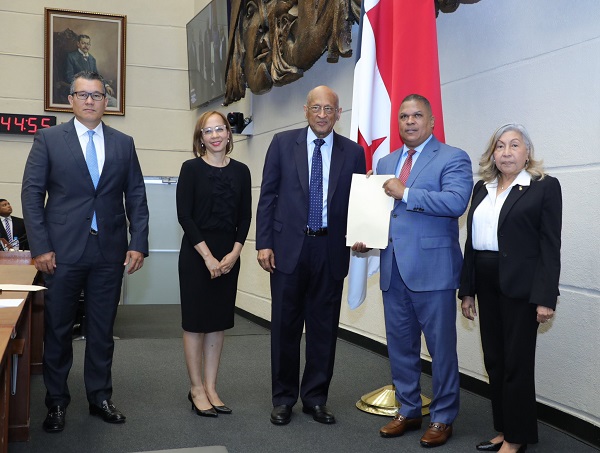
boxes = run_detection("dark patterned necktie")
[3,217,11,242]
[399,149,416,184]
[307,139,325,231]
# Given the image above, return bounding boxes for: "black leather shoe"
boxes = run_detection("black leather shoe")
[43,406,66,433]
[270,405,292,425]
[188,392,218,417]
[212,404,232,414]
[302,405,336,424]
[89,400,126,423]
[476,441,503,451]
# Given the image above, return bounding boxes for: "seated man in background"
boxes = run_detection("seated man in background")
[0,198,28,250]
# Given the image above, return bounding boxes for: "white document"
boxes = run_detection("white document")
[346,173,395,249]
[0,299,24,308]
[0,284,47,292]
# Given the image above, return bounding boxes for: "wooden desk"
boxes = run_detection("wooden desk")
[0,327,13,453]
[0,264,38,443]
[0,253,44,375]
[0,252,33,266]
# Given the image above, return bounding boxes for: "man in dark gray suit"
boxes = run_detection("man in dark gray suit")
[22,71,149,433]
[256,86,366,425]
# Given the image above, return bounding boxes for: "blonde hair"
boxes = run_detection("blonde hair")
[479,123,545,183]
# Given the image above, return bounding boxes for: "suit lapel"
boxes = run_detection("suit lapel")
[499,183,530,228]
[406,136,439,186]
[63,119,96,190]
[467,180,488,226]
[294,128,309,198]
[328,132,345,203]
[98,122,112,190]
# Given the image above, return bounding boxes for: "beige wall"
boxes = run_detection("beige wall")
[0,1,196,214]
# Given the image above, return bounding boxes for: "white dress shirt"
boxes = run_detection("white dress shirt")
[472,169,532,251]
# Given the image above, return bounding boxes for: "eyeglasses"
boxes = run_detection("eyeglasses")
[71,91,106,101]
[201,125,228,136]
[308,105,338,115]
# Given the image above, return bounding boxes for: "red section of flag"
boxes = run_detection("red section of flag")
[348,0,446,307]
[358,130,386,171]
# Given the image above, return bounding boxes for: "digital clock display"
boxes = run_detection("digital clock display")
[0,113,57,135]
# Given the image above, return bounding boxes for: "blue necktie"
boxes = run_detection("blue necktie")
[308,138,325,231]
[86,130,99,231]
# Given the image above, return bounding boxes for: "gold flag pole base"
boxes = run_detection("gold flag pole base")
[356,384,431,417]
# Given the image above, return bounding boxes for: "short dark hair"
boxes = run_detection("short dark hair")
[401,94,432,115]
[0,199,6,203]
[69,71,106,95]
[78,34,91,42]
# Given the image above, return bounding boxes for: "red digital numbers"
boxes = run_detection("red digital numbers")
[0,113,56,135]
[0,115,11,131]
[13,116,25,131]
[27,117,38,134]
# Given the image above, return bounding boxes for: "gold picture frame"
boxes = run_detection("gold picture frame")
[44,8,126,115]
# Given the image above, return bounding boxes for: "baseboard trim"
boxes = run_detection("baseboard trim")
[235,307,599,448]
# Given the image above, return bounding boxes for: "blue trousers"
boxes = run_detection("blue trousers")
[383,259,460,423]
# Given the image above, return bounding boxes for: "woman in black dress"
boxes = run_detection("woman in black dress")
[177,111,251,417]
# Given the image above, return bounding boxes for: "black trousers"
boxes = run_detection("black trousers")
[269,234,344,407]
[475,251,540,444]
[43,233,124,408]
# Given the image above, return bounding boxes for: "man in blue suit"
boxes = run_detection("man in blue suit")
[256,86,366,426]
[22,71,149,433]
[373,94,472,447]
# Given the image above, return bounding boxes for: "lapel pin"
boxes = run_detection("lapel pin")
[519,186,522,191]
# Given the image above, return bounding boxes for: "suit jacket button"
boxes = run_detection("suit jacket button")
[502,252,507,257]
[392,214,397,218]
[389,238,392,243]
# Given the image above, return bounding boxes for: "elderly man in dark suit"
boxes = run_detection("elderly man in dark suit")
[256,85,366,426]
[22,71,149,433]
[0,198,28,250]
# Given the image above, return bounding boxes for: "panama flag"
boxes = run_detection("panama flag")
[347,0,446,308]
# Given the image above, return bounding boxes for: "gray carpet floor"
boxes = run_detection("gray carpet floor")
[8,305,597,453]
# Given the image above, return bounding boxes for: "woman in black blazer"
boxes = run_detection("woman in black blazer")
[459,124,562,453]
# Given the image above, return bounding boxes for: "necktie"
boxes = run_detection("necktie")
[3,218,11,242]
[399,149,416,184]
[86,130,99,231]
[307,138,325,231]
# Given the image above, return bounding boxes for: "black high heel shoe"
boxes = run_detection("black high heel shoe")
[187,391,217,417]
[211,404,232,414]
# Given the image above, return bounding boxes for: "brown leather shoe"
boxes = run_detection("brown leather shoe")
[420,422,453,447]
[379,414,422,438]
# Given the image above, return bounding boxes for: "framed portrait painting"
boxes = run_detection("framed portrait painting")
[44,8,127,115]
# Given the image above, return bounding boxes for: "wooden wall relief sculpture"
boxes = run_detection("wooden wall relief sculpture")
[224,0,481,106]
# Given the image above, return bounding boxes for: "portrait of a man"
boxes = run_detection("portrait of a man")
[45,9,126,115]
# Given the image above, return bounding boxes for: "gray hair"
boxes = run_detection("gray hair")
[479,123,545,182]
